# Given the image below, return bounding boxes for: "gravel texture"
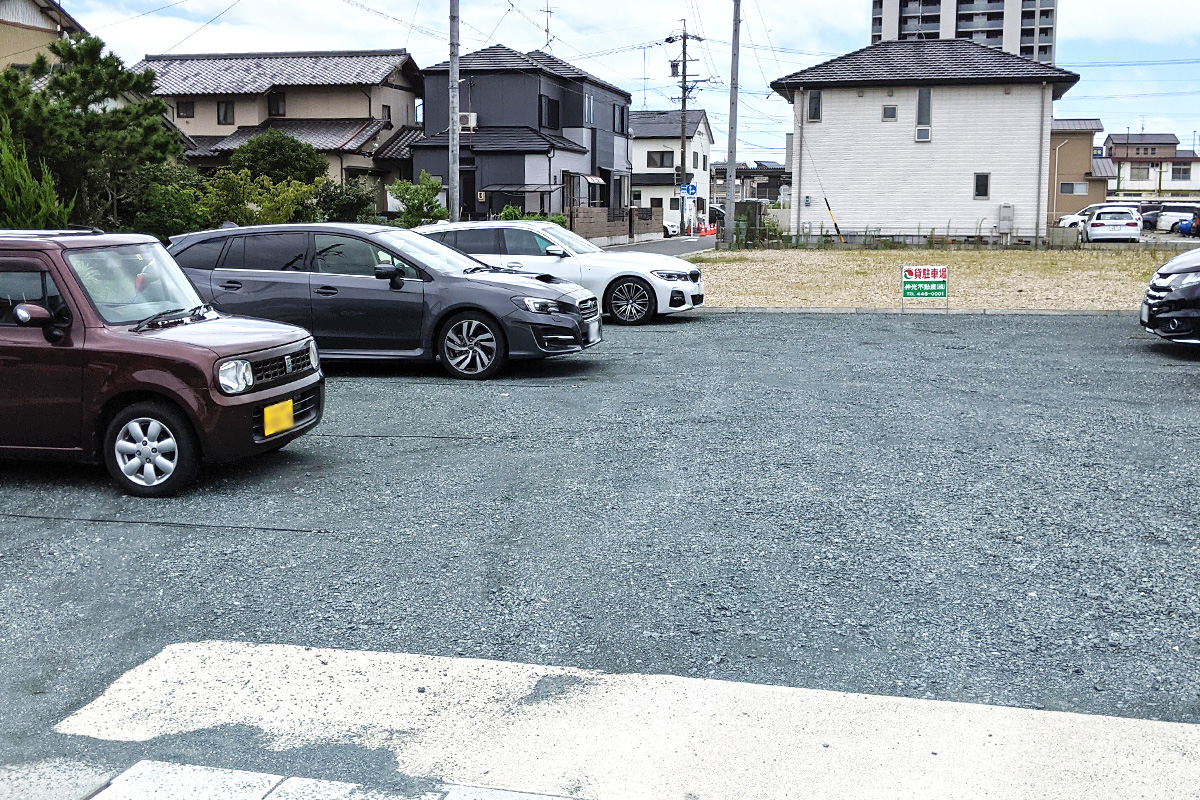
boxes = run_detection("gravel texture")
[689,248,1180,309]
[1,313,1199,786]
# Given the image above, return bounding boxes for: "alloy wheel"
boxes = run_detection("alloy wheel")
[444,319,498,375]
[611,281,652,323]
[114,417,179,487]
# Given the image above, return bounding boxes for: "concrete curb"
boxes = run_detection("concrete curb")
[695,307,1135,316]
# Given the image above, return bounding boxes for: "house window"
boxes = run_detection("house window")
[632,190,642,204]
[217,100,235,125]
[916,88,932,126]
[382,104,392,121]
[973,173,990,199]
[613,104,626,134]
[1131,165,1151,181]
[807,90,821,123]
[693,151,698,169]
[1135,147,1141,155]
[584,94,594,124]
[176,100,194,119]
[882,105,897,121]
[539,95,560,130]
[1059,182,1088,195]
[650,197,663,209]
[669,197,680,210]
[267,92,285,117]
[647,151,674,169]
[1173,164,1192,181]
[703,155,708,170]
[1151,147,1157,155]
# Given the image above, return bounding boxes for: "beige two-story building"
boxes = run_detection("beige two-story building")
[1047,118,1110,223]
[134,49,425,207]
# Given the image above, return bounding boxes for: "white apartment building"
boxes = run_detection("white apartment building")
[630,110,714,230]
[1103,134,1200,198]
[771,39,1079,240]
[872,0,1058,64]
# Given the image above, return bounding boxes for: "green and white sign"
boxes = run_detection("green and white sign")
[902,266,948,299]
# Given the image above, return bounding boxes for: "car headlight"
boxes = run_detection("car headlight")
[1180,273,1200,288]
[308,338,320,370]
[217,359,254,394]
[652,270,688,281]
[515,297,563,314]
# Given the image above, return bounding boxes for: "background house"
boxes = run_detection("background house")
[711,160,788,206]
[415,44,633,219]
[1048,118,1109,221]
[134,49,423,209]
[0,0,84,70]
[630,109,713,230]
[1104,133,1200,198]
[771,39,1079,240]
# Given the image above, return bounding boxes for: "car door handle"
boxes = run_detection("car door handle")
[507,262,523,268]
[313,286,339,297]
[218,280,242,291]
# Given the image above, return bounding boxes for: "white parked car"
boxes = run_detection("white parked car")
[1157,203,1200,233]
[663,219,680,237]
[1058,203,1140,229]
[416,220,705,325]
[1082,207,1142,243]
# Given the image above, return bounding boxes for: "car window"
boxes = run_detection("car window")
[366,243,421,280]
[503,229,555,257]
[65,243,203,325]
[172,239,226,271]
[424,231,451,246]
[314,234,383,277]
[0,270,62,325]
[221,233,307,271]
[456,228,500,255]
[1097,211,1132,220]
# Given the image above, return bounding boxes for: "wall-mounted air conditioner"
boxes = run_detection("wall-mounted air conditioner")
[458,112,477,133]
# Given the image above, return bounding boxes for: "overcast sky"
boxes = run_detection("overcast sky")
[65,0,1200,161]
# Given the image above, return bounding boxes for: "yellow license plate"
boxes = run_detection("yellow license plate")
[262,399,294,437]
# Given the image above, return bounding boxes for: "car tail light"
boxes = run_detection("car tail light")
[1090,222,1104,227]
[1126,222,1138,227]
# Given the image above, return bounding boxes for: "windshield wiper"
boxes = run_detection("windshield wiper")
[133,304,212,332]
[463,266,500,274]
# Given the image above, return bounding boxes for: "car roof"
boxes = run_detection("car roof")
[0,230,160,250]
[171,222,408,246]
[415,220,555,232]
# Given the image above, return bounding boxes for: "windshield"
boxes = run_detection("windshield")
[372,228,489,275]
[545,227,603,254]
[65,243,204,325]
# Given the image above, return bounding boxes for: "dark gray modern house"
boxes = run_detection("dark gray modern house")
[414,45,634,219]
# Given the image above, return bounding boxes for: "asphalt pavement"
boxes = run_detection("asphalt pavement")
[605,234,715,256]
[2,312,1200,796]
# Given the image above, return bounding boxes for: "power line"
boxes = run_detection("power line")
[163,0,244,53]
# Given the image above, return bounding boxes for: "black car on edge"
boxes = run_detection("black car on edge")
[168,224,602,380]
[1141,247,1200,342]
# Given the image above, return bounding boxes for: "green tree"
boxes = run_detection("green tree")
[228,129,329,185]
[0,118,72,228]
[199,168,322,228]
[316,177,377,222]
[129,164,206,242]
[0,35,179,229]
[499,204,523,221]
[386,170,449,228]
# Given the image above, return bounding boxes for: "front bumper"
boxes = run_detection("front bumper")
[200,371,324,462]
[1141,283,1200,342]
[503,308,603,360]
[653,278,706,314]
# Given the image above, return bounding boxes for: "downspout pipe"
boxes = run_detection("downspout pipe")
[1035,82,1047,248]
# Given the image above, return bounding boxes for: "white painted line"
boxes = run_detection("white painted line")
[0,758,114,800]
[442,787,578,800]
[267,775,436,800]
[91,760,282,800]
[58,641,1200,800]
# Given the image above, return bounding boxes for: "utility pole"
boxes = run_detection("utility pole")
[448,0,461,222]
[723,0,740,246]
[543,1,553,50]
[667,21,702,236]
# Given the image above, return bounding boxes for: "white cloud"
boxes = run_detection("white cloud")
[1057,0,1200,44]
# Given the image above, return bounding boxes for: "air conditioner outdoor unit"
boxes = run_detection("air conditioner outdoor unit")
[458,112,477,133]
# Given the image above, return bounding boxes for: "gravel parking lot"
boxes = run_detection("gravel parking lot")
[2,311,1199,787]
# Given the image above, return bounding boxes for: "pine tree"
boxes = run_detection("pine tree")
[0,118,72,228]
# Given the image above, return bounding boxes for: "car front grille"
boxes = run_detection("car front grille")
[689,269,702,283]
[692,293,705,306]
[252,345,312,385]
[577,297,599,321]
[252,386,322,439]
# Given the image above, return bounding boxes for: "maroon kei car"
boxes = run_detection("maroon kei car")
[0,231,323,496]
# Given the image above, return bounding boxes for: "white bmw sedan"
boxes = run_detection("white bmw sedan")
[416,220,705,325]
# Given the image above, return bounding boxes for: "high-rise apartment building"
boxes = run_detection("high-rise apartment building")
[871,0,1057,64]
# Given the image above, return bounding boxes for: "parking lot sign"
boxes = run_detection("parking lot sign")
[902,266,949,312]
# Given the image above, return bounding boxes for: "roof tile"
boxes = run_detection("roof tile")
[134,49,413,96]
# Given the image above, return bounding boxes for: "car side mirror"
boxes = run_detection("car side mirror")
[375,264,399,280]
[13,303,52,327]
[545,246,568,258]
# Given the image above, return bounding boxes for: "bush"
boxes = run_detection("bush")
[228,129,329,185]
[499,204,524,221]
[200,168,322,228]
[316,177,377,222]
[548,213,568,228]
[128,164,205,241]
[386,171,449,228]
[0,118,72,228]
